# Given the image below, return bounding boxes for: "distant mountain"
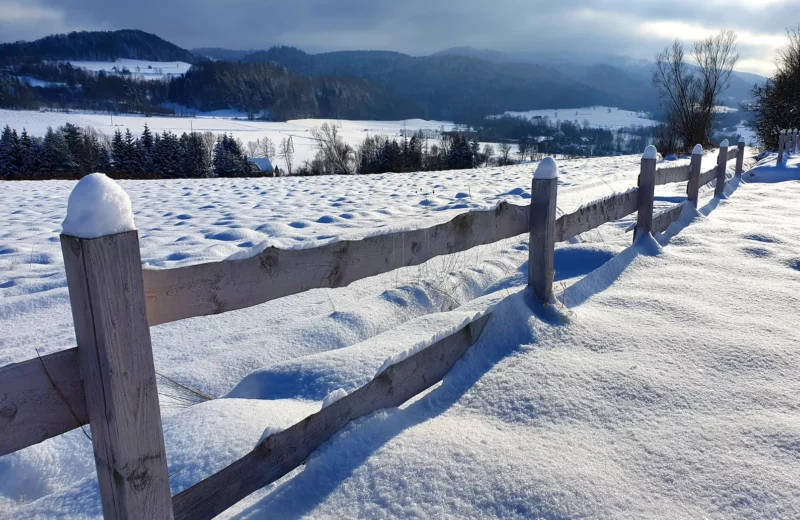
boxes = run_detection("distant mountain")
[191,47,253,62]
[241,47,627,120]
[433,46,765,106]
[0,30,196,63]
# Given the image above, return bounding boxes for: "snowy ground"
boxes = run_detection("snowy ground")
[4,150,797,519]
[499,106,657,129]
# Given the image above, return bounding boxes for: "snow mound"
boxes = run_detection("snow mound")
[322,388,348,408]
[642,145,658,160]
[534,157,558,179]
[61,173,135,239]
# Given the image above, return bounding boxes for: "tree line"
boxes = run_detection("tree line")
[0,123,276,180]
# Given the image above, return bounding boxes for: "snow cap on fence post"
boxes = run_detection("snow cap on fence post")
[719,139,729,148]
[61,173,136,239]
[738,135,746,144]
[642,145,658,160]
[692,144,703,155]
[534,156,558,179]
[529,156,558,303]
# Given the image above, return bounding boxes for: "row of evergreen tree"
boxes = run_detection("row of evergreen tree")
[0,124,264,180]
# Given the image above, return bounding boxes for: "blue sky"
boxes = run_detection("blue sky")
[0,0,795,75]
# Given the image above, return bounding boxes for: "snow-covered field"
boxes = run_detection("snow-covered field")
[3,149,799,519]
[67,59,192,80]
[0,109,456,170]
[500,106,657,129]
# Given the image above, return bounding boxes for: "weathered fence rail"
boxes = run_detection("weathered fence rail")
[0,141,747,519]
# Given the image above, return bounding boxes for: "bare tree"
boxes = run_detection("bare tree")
[498,142,513,165]
[310,122,355,174]
[259,136,276,159]
[482,144,494,166]
[200,132,216,165]
[279,137,294,175]
[246,140,260,157]
[653,31,738,149]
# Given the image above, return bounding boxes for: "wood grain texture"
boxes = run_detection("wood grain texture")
[654,165,691,186]
[172,313,491,520]
[634,158,656,242]
[143,202,529,325]
[715,146,729,197]
[555,188,639,243]
[687,153,702,206]
[61,231,173,520]
[0,347,87,456]
[528,177,557,302]
[652,202,688,235]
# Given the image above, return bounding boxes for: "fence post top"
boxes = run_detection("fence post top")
[534,156,558,179]
[61,173,136,240]
[642,145,657,160]
[781,129,786,134]
[692,144,703,155]
[738,136,746,143]
[719,139,729,148]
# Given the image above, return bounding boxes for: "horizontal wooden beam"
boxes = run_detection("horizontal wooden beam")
[143,203,529,325]
[728,146,739,161]
[555,188,639,242]
[0,347,87,456]
[698,166,718,188]
[652,202,688,235]
[654,165,691,186]
[172,313,491,520]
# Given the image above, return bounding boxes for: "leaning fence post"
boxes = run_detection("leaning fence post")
[60,174,173,520]
[529,157,558,303]
[634,145,657,242]
[777,130,785,165]
[687,144,702,205]
[715,139,729,197]
[735,136,745,178]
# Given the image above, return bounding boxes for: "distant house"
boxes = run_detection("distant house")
[248,157,274,176]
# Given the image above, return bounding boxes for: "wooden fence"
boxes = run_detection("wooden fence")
[777,128,798,165]
[0,142,746,519]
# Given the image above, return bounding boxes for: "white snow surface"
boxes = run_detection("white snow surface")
[3,149,799,519]
[642,144,658,159]
[60,173,136,239]
[499,106,657,129]
[534,156,557,179]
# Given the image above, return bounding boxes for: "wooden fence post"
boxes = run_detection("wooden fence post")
[60,178,173,519]
[715,139,729,197]
[777,130,785,165]
[687,144,702,205]
[634,145,657,242]
[793,129,798,153]
[735,136,745,177]
[529,157,558,303]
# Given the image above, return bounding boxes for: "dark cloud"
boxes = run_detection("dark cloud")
[1,0,794,74]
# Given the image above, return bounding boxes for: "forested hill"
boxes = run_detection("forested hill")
[241,47,627,121]
[0,30,196,63]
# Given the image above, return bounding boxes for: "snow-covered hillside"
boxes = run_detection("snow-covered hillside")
[500,106,657,129]
[67,59,192,80]
[2,151,799,519]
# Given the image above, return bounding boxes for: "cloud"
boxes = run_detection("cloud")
[2,0,794,75]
